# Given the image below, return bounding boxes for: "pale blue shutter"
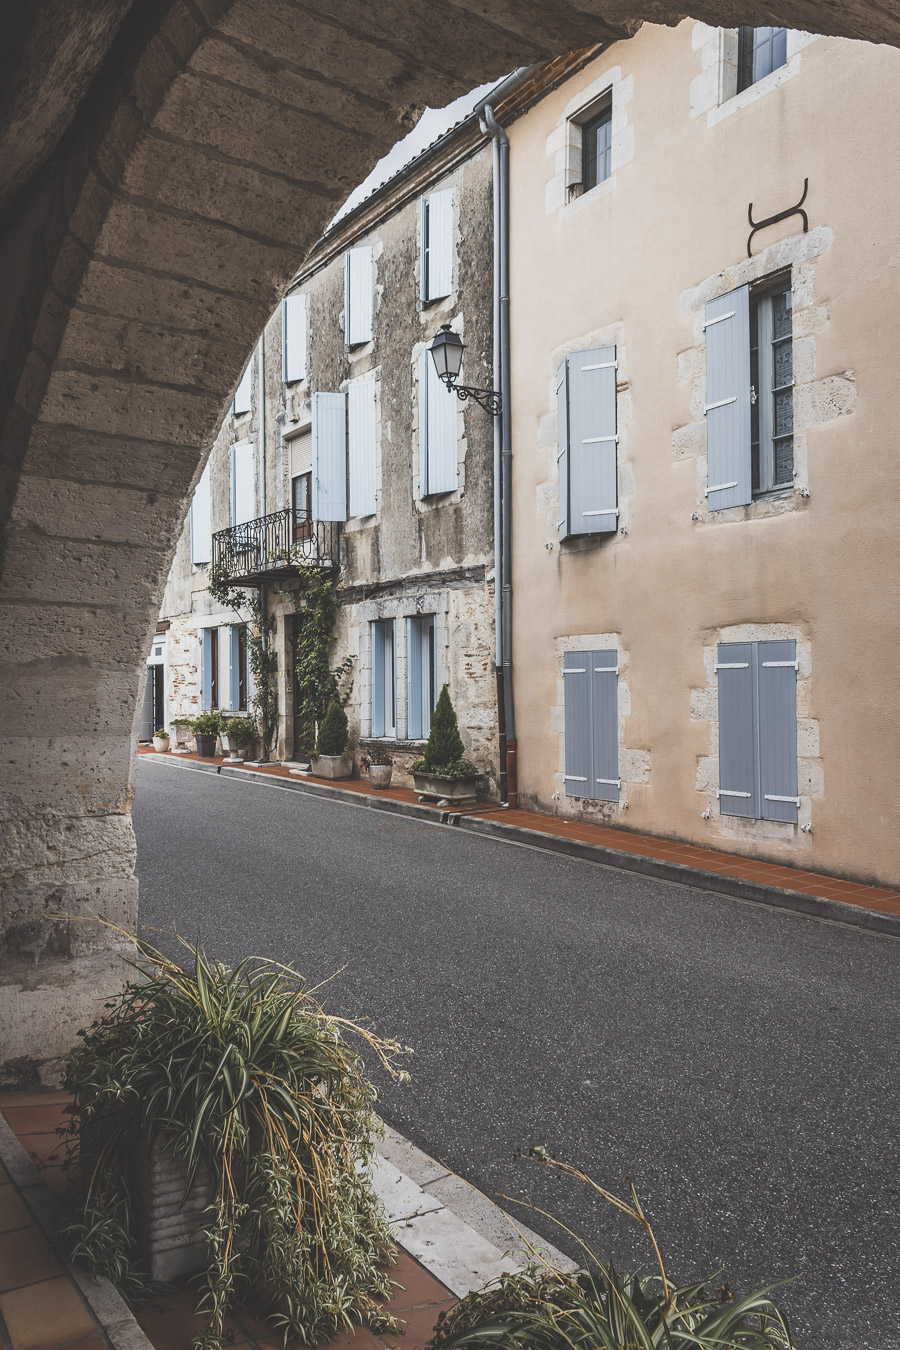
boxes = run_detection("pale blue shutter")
[758,640,799,822]
[190,463,211,564]
[424,189,453,300]
[591,650,619,802]
[233,358,252,414]
[568,346,617,536]
[282,293,307,383]
[557,359,569,542]
[228,626,239,712]
[201,629,213,711]
[705,287,752,510]
[420,348,458,495]
[231,440,255,525]
[407,617,423,740]
[348,377,377,517]
[716,642,757,817]
[312,392,346,521]
[217,627,228,714]
[563,651,591,797]
[371,621,385,737]
[345,246,373,346]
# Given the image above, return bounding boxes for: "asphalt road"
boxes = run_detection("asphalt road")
[133,758,900,1349]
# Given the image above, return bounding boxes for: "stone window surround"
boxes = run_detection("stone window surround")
[550,633,650,820]
[357,591,449,741]
[545,65,634,218]
[691,622,822,849]
[690,23,818,125]
[674,226,857,527]
[412,322,468,510]
[536,321,634,552]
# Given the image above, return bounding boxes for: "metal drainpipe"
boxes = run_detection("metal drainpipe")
[256,332,271,761]
[480,103,516,808]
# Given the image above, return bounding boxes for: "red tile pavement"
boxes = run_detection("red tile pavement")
[1,1094,455,1350]
[139,746,900,919]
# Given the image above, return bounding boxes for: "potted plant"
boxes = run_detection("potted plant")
[312,701,352,780]
[169,717,193,752]
[220,715,257,763]
[362,744,393,789]
[411,685,480,804]
[151,727,169,753]
[192,711,221,758]
[62,937,409,1350]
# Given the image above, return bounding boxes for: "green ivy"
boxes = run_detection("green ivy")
[208,563,279,758]
[290,567,354,757]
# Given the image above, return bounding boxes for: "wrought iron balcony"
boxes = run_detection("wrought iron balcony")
[212,510,342,585]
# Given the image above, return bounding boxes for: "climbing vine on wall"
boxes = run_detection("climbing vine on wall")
[208,562,279,757]
[291,565,354,755]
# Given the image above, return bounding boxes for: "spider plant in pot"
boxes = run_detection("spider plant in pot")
[62,936,410,1350]
[313,700,352,780]
[219,714,257,762]
[362,743,393,789]
[411,685,480,803]
[151,727,169,752]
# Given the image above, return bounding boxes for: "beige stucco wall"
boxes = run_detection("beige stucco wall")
[508,22,900,885]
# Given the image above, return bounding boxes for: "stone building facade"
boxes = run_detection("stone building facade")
[506,23,900,887]
[155,103,500,789]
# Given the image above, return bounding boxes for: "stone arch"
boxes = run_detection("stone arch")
[1,0,898,1078]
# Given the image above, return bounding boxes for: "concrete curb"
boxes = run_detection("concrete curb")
[143,753,900,938]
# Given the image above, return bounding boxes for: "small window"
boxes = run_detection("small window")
[407,615,437,740]
[371,620,396,738]
[420,189,453,303]
[202,627,220,711]
[233,359,252,415]
[582,100,612,192]
[292,472,311,539]
[750,281,793,495]
[737,27,788,92]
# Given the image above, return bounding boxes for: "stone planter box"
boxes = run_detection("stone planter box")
[133,1137,212,1282]
[171,725,192,753]
[412,772,479,804]
[368,764,393,789]
[312,754,352,780]
[220,734,249,763]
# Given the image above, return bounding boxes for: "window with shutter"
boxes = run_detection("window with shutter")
[559,346,618,539]
[421,189,453,302]
[750,281,794,495]
[282,293,307,383]
[190,463,211,565]
[345,246,374,346]
[418,350,458,496]
[716,639,798,821]
[233,359,253,415]
[312,392,347,522]
[231,440,255,526]
[370,620,395,738]
[705,287,752,511]
[348,377,377,518]
[228,625,249,711]
[201,627,220,711]
[407,615,436,740]
[563,648,619,801]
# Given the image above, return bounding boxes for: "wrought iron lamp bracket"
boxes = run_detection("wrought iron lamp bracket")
[439,373,502,417]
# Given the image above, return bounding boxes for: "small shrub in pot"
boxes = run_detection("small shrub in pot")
[313,702,352,779]
[411,686,479,801]
[191,711,221,758]
[220,715,257,761]
[151,728,169,752]
[362,744,393,789]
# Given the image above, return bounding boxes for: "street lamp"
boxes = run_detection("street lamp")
[428,323,501,416]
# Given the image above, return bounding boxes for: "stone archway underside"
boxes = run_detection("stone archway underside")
[1,0,897,1080]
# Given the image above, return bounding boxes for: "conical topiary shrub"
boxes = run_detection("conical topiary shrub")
[423,685,466,771]
[317,700,348,756]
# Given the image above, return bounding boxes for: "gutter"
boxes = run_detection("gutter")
[481,70,530,808]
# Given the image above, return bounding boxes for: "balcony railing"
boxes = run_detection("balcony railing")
[212,510,342,585]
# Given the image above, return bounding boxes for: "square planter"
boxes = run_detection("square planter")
[313,754,352,780]
[133,1137,212,1283]
[412,772,479,804]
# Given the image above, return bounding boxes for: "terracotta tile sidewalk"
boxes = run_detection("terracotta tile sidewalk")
[140,747,900,919]
[0,1091,454,1350]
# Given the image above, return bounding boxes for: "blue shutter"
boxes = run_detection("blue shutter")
[716,642,757,817]
[705,287,752,510]
[348,377,377,517]
[563,651,591,797]
[231,439,255,525]
[190,463,211,564]
[419,349,458,495]
[345,246,373,345]
[424,189,453,300]
[568,346,618,536]
[201,629,213,711]
[233,358,252,414]
[591,650,619,802]
[371,621,385,737]
[312,392,346,521]
[557,359,569,542]
[407,617,423,740]
[757,640,799,822]
[228,626,240,712]
[282,293,307,383]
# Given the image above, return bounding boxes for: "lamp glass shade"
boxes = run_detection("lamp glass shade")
[429,324,464,381]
